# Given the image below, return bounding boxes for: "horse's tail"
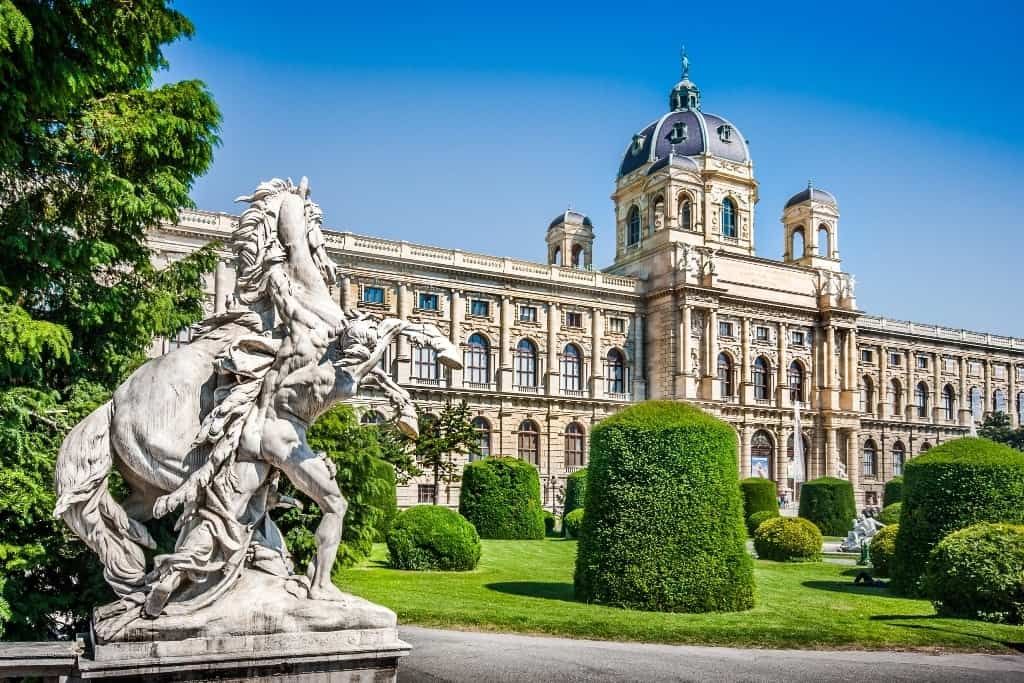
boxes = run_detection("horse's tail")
[53,401,156,596]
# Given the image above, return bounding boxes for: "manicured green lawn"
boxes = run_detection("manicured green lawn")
[335,538,1024,652]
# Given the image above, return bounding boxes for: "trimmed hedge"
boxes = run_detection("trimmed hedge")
[458,457,545,540]
[883,476,904,507]
[746,509,779,536]
[543,511,557,536]
[869,524,898,578]
[564,508,585,538]
[574,401,754,613]
[753,517,822,562]
[924,523,1024,624]
[739,478,778,520]
[563,468,588,521]
[891,438,1024,596]
[798,477,856,537]
[369,457,398,541]
[878,502,902,526]
[386,505,481,571]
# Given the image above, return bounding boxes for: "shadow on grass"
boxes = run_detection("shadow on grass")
[801,580,918,601]
[868,615,1024,653]
[485,581,577,603]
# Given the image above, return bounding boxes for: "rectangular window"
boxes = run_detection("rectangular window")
[470,299,490,317]
[362,286,385,305]
[417,484,436,504]
[609,317,625,334]
[969,361,981,377]
[519,305,538,323]
[565,311,583,328]
[417,292,439,311]
[889,352,902,367]
[917,355,928,369]
[791,331,805,346]
[860,349,873,363]
[994,365,1006,380]
[719,321,734,338]
[413,346,439,381]
[945,358,957,374]
[755,326,770,341]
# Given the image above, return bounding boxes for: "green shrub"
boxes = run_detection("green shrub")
[386,505,481,571]
[543,510,557,536]
[563,468,588,520]
[869,524,899,578]
[753,517,822,562]
[369,457,398,541]
[574,401,754,613]
[883,476,904,507]
[564,508,585,538]
[739,478,778,520]
[878,502,902,526]
[458,457,545,540]
[798,477,856,537]
[891,438,1024,595]
[924,523,1024,624]
[746,509,779,536]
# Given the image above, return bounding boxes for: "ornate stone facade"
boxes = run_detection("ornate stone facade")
[148,61,1024,510]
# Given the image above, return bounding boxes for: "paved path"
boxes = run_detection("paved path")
[397,626,1024,682]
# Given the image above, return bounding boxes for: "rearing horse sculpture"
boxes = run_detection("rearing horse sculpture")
[54,178,459,631]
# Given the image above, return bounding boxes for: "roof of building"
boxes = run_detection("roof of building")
[784,186,838,209]
[548,209,593,231]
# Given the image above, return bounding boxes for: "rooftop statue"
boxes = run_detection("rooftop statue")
[53,178,460,642]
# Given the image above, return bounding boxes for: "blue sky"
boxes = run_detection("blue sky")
[161,1,1023,336]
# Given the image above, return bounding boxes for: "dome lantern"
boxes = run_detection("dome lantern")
[669,47,701,111]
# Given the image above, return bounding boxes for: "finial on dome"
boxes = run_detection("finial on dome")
[808,179,814,190]
[669,47,700,111]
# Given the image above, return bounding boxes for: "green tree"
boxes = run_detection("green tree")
[412,400,481,503]
[979,412,1024,451]
[0,1,220,639]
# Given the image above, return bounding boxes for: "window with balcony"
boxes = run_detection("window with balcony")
[753,356,771,400]
[561,344,582,392]
[514,339,539,388]
[464,333,491,385]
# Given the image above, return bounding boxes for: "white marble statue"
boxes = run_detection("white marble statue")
[53,177,461,640]
[840,514,885,552]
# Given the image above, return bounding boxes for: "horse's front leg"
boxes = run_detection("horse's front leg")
[261,415,348,602]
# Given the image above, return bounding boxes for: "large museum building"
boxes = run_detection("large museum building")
[150,61,1024,510]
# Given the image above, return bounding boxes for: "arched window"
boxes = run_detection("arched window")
[651,195,665,233]
[679,196,693,231]
[571,244,584,269]
[943,385,956,421]
[920,442,932,453]
[721,198,737,238]
[551,246,561,265]
[514,339,538,388]
[863,439,878,478]
[994,388,1007,414]
[413,345,440,381]
[517,420,540,465]
[915,382,929,418]
[717,352,734,398]
[753,356,770,400]
[360,410,385,425]
[465,333,491,385]
[818,224,831,257]
[750,430,774,479]
[627,206,641,246]
[564,422,586,468]
[861,375,875,414]
[970,386,982,420]
[892,441,906,476]
[890,379,902,417]
[788,361,805,403]
[791,227,805,259]
[560,344,582,392]
[606,349,626,394]
[472,416,491,460]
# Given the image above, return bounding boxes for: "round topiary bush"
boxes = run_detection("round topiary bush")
[891,438,1024,596]
[883,475,904,507]
[458,457,545,540]
[869,524,898,578]
[746,509,779,536]
[798,477,856,537]
[564,508,585,538]
[753,517,822,562]
[739,478,778,520]
[574,401,754,613]
[563,468,588,521]
[924,522,1024,624]
[878,502,902,526]
[386,505,481,571]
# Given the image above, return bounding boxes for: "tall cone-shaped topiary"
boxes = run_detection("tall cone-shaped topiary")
[574,401,754,612]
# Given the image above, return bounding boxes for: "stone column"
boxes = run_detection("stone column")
[1011,363,1019,428]
[878,345,888,417]
[932,352,941,424]
[777,322,789,408]
[846,430,860,508]
[707,308,717,377]
[825,427,837,478]
[591,307,603,399]
[499,296,513,391]
[740,317,751,404]
[984,359,992,417]
[740,425,752,480]
[395,283,412,382]
[847,328,857,391]
[339,273,352,310]
[632,313,646,400]
[905,349,914,421]
[959,356,970,426]
[547,302,560,394]
[449,289,463,388]
[680,305,692,398]
[214,259,228,313]
[825,325,835,391]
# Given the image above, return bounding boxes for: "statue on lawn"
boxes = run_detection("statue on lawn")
[839,513,885,552]
[53,177,460,640]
